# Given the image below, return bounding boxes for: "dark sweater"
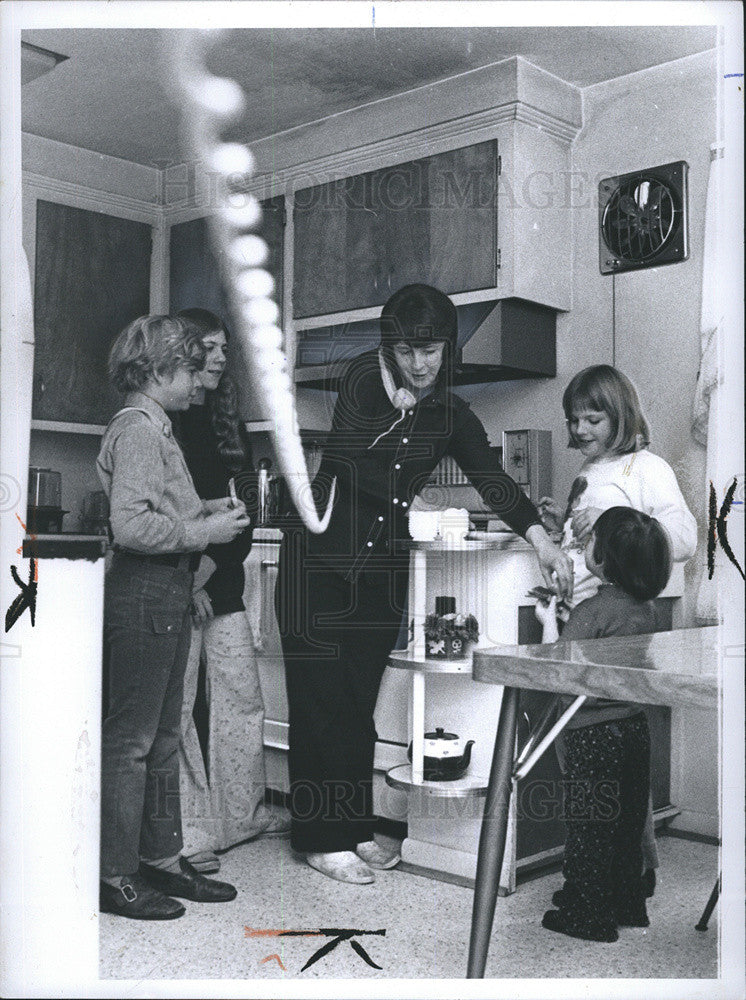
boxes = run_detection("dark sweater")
[300,349,541,577]
[173,403,254,615]
[560,584,662,728]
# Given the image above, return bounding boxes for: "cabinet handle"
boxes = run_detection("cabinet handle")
[258,557,278,650]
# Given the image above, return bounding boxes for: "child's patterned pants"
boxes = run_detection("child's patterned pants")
[562,713,651,929]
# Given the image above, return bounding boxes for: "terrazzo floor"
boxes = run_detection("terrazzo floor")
[99,835,719,982]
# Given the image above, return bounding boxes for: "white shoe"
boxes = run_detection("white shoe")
[355,840,401,869]
[306,851,375,884]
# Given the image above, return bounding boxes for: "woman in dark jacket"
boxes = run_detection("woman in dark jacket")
[276,284,572,884]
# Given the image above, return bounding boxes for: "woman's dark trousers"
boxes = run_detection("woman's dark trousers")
[277,541,408,853]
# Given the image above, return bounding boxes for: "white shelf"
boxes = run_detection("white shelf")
[388,649,473,674]
[31,419,106,435]
[385,764,487,799]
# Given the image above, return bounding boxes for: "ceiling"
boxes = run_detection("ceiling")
[21,26,716,167]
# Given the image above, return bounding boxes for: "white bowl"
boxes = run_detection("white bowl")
[408,510,440,541]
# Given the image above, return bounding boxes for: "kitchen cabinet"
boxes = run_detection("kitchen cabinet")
[169,196,285,421]
[293,140,497,319]
[169,196,284,322]
[32,200,152,425]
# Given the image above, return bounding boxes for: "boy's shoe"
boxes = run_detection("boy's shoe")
[100,875,185,920]
[139,857,237,902]
[542,908,618,943]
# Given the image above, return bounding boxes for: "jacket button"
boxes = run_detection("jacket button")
[378,516,384,522]
[367,541,373,547]
[393,498,399,505]
[402,501,408,508]
[395,463,401,470]
[402,437,408,444]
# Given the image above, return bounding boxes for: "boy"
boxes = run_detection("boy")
[97,315,250,920]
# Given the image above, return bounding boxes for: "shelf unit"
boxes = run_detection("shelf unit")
[386,648,488,799]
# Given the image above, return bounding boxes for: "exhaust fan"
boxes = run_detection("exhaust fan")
[599,160,688,274]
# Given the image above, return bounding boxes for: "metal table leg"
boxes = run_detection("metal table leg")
[466,685,521,978]
[695,874,721,931]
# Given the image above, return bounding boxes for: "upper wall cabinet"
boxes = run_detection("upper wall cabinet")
[32,200,152,425]
[169,195,285,322]
[293,141,498,320]
[169,196,285,422]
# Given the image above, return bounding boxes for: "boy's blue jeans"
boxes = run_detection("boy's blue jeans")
[100,553,193,876]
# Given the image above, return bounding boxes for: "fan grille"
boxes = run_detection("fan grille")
[598,161,688,274]
[602,177,677,261]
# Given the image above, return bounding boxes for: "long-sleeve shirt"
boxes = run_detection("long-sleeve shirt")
[172,402,254,614]
[301,349,541,575]
[97,392,210,554]
[561,449,698,607]
[559,583,661,728]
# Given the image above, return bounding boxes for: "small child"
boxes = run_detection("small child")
[97,315,250,921]
[535,505,672,942]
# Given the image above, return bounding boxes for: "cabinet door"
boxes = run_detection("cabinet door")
[169,196,284,321]
[169,197,284,421]
[293,140,497,319]
[32,200,152,424]
[427,140,497,294]
[293,178,350,317]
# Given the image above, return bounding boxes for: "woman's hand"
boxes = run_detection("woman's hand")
[536,496,564,533]
[570,506,603,546]
[525,524,574,603]
[191,587,214,627]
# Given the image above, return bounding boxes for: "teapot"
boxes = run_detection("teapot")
[407,727,475,781]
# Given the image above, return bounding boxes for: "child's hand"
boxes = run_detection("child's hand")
[533,595,560,642]
[204,496,246,515]
[536,496,564,533]
[571,506,603,545]
[207,507,251,544]
[533,594,557,625]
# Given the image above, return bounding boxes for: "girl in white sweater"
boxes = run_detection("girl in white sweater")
[539,364,697,606]
[538,364,698,894]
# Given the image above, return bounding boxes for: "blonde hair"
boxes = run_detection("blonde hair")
[108,315,205,393]
[562,365,650,455]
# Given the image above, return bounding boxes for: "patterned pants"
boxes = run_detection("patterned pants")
[179,611,271,853]
[561,713,651,930]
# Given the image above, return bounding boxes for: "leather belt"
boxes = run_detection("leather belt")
[114,548,201,572]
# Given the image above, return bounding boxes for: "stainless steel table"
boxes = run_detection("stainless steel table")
[466,626,720,978]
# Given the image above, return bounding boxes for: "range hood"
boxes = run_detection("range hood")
[295,297,556,390]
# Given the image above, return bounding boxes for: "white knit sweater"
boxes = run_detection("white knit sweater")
[561,449,698,607]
